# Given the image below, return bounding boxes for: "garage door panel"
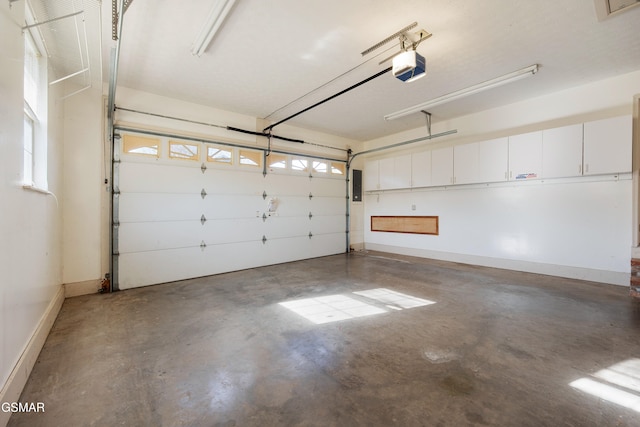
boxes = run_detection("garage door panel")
[120,193,202,222]
[309,233,345,258]
[201,240,265,274]
[311,215,345,235]
[203,169,264,194]
[119,247,204,289]
[263,216,309,239]
[262,236,311,265]
[120,162,203,193]
[119,221,201,253]
[202,218,263,243]
[275,196,310,217]
[202,195,262,219]
[311,178,345,196]
[266,174,310,195]
[310,197,344,215]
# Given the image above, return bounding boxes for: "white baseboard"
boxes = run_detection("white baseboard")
[64,279,100,298]
[365,243,629,287]
[0,285,64,427]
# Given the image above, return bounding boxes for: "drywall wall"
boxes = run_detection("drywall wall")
[358,71,640,285]
[62,86,105,289]
[0,0,64,417]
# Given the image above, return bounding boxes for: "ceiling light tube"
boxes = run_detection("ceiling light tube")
[191,0,237,57]
[384,64,538,120]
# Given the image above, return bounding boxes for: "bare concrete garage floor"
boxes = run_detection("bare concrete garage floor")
[9,252,640,426]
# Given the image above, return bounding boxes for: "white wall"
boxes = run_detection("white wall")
[358,71,640,285]
[62,87,106,290]
[0,0,64,414]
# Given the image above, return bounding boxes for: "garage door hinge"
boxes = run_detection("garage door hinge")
[201,163,207,174]
[201,189,207,199]
[200,214,207,225]
[262,213,268,222]
[308,232,313,239]
[262,235,267,244]
[200,240,207,251]
[262,190,268,200]
[308,212,313,219]
[308,192,313,200]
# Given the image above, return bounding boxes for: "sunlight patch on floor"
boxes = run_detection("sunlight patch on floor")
[570,358,640,413]
[279,288,435,324]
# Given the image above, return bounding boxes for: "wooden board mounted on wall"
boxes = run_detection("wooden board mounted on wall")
[371,216,439,235]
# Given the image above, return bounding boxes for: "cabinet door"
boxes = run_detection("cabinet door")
[583,115,632,175]
[432,147,454,186]
[478,137,509,183]
[411,151,431,188]
[454,143,479,185]
[378,157,395,190]
[542,124,583,178]
[394,155,412,189]
[363,160,379,191]
[508,131,542,180]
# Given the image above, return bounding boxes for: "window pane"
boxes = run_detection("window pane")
[239,149,262,167]
[331,162,346,175]
[291,157,309,172]
[169,141,199,161]
[207,146,233,164]
[24,32,39,113]
[123,134,160,157]
[23,114,34,184]
[312,161,328,173]
[267,153,287,169]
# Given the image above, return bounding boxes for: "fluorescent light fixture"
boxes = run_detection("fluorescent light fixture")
[384,64,538,120]
[191,0,237,57]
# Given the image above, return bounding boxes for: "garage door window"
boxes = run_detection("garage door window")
[239,149,262,168]
[123,134,160,157]
[312,161,328,174]
[292,157,309,172]
[207,146,233,165]
[331,162,345,175]
[267,153,287,170]
[169,141,200,161]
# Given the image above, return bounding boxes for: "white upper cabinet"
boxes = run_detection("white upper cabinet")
[378,157,395,189]
[432,146,454,186]
[363,160,379,191]
[377,155,412,190]
[583,115,632,175]
[478,137,509,183]
[542,124,584,178]
[508,131,543,181]
[411,151,432,188]
[454,142,479,185]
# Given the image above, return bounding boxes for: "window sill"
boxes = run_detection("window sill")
[22,184,51,195]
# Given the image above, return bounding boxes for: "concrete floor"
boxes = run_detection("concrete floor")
[9,252,640,426]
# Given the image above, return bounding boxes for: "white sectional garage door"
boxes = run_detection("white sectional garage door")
[115,131,347,290]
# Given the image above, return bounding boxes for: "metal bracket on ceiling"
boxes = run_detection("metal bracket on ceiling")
[112,0,134,41]
[421,111,432,137]
[377,29,432,65]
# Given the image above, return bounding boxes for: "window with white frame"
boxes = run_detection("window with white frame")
[23,11,47,189]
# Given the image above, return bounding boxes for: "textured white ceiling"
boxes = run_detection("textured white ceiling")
[103,0,640,141]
